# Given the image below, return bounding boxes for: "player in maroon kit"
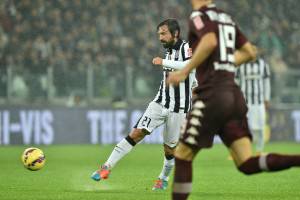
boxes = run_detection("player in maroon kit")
[167,0,300,199]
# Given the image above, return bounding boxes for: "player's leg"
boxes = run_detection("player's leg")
[91,102,165,181]
[153,144,175,190]
[172,98,211,200]
[153,112,185,190]
[252,129,264,154]
[248,104,265,154]
[230,136,300,175]
[104,102,164,170]
[228,136,253,166]
[91,128,148,181]
[226,87,300,174]
[256,105,266,154]
[172,142,199,200]
[103,128,148,169]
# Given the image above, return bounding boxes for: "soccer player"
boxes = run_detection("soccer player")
[167,1,300,199]
[236,57,271,154]
[91,19,197,191]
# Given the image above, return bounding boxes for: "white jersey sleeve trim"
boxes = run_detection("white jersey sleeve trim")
[162,59,189,70]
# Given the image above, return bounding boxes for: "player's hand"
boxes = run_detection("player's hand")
[252,45,258,60]
[152,57,163,66]
[167,70,187,86]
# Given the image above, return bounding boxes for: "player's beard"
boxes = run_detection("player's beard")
[161,39,175,49]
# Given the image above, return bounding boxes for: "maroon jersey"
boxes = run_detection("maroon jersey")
[180,3,252,150]
[188,3,248,92]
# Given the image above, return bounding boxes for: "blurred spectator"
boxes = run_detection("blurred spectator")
[66,89,87,107]
[269,50,288,74]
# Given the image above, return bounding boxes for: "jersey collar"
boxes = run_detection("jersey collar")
[172,38,183,51]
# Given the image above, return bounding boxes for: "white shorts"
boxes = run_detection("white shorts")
[135,102,186,148]
[247,104,266,130]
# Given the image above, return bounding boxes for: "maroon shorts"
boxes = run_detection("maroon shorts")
[180,86,252,150]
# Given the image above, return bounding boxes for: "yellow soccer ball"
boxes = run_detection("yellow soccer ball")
[21,147,46,171]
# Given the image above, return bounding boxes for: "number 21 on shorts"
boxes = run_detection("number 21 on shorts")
[141,116,152,128]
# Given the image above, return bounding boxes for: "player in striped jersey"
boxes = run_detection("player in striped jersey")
[236,57,271,154]
[91,19,197,191]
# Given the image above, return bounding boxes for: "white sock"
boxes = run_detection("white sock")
[158,156,175,181]
[104,138,134,169]
[253,129,264,153]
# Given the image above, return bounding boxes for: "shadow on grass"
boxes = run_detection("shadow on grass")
[192,191,299,200]
[65,189,170,196]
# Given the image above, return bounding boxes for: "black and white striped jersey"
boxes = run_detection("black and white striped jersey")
[153,39,197,113]
[236,58,271,105]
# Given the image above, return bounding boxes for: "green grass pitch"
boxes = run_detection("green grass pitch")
[0,143,299,200]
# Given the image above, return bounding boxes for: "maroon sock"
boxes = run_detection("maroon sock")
[238,153,300,175]
[172,158,192,200]
[238,156,261,175]
[266,153,300,171]
[172,194,189,200]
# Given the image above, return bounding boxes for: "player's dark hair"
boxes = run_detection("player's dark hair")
[157,18,180,38]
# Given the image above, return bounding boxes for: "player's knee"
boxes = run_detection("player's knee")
[129,128,148,143]
[163,144,175,156]
[237,157,258,175]
[164,149,175,161]
[174,142,196,161]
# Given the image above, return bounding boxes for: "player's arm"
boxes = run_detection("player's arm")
[152,57,190,70]
[167,32,217,85]
[153,43,192,70]
[234,42,257,66]
[234,24,257,66]
[263,62,271,110]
